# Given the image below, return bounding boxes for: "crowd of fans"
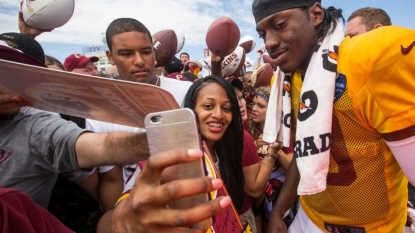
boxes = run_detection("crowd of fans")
[0,1,414,233]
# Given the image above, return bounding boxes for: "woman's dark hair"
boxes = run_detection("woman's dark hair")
[183,75,245,210]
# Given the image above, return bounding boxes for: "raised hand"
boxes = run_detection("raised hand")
[18,1,52,38]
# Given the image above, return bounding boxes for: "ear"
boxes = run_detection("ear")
[373,23,383,29]
[106,50,115,66]
[309,3,324,27]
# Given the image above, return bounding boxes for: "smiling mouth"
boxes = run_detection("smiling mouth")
[269,48,287,60]
[207,122,224,128]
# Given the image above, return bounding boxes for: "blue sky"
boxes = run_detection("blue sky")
[1,0,414,67]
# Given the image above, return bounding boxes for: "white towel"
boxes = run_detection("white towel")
[262,21,344,195]
[262,67,285,144]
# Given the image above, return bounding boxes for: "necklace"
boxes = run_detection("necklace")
[214,151,219,163]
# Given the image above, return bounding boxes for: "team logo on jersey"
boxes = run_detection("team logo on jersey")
[282,74,291,97]
[299,102,311,110]
[321,46,339,73]
[298,90,318,122]
[401,40,415,55]
[283,83,290,93]
[334,73,346,102]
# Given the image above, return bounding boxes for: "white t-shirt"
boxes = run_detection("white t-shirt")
[86,76,192,183]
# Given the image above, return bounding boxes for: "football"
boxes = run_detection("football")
[206,16,240,57]
[262,53,278,70]
[198,56,212,70]
[238,35,256,54]
[22,0,75,30]
[221,46,245,78]
[175,30,185,54]
[244,57,254,70]
[252,63,274,88]
[152,29,178,68]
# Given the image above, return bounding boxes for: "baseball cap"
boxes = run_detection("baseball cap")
[252,0,320,23]
[164,57,184,74]
[226,76,243,91]
[0,32,46,65]
[63,53,99,71]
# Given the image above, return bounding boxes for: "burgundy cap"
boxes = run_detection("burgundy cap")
[63,53,99,71]
[0,32,45,64]
[0,45,46,67]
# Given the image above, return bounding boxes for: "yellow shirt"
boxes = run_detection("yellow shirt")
[291,26,415,232]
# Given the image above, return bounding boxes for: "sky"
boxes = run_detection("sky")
[1,0,414,66]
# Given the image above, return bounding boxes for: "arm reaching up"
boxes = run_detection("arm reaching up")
[18,1,52,38]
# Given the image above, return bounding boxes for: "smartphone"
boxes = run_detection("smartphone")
[144,108,211,229]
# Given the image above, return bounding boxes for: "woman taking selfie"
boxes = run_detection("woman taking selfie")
[183,75,275,233]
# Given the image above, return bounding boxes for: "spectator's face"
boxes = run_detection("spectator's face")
[72,61,99,76]
[242,73,252,91]
[345,17,367,37]
[107,31,156,84]
[256,5,323,75]
[180,54,189,63]
[234,87,247,121]
[252,96,268,124]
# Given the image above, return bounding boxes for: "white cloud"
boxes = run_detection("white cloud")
[0,0,261,48]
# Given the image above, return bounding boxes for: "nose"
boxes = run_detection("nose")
[264,30,281,54]
[211,106,224,119]
[252,104,258,113]
[133,53,145,67]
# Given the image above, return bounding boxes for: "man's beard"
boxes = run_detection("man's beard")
[0,108,20,122]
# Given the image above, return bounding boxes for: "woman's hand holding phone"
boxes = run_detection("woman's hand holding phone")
[110,148,231,233]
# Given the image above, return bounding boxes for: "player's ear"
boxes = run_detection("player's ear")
[309,3,324,27]
[373,23,383,29]
[106,50,115,66]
